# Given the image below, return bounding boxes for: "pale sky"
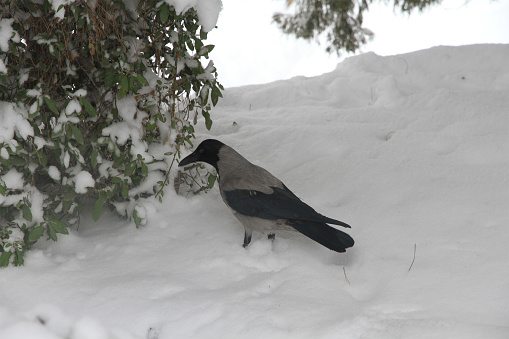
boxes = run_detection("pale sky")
[207,0,509,88]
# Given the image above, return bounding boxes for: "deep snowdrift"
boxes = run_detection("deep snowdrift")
[1,44,508,339]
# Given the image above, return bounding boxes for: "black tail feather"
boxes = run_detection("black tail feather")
[288,221,354,253]
[317,215,351,228]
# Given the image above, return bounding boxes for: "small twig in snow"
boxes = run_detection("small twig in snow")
[408,243,417,272]
[343,267,350,285]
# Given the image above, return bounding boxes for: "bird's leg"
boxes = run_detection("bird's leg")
[243,228,252,248]
[268,233,275,241]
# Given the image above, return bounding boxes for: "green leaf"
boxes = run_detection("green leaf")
[135,74,148,86]
[70,4,79,21]
[141,162,148,175]
[93,198,104,221]
[200,29,208,40]
[211,86,222,106]
[71,125,84,144]
[64,193,76,202]
[48,219,69,235]
[91,149,99,167]
[62,199,73,213]
[44,97,59,115]
[104,68,116,87]
[133,209,142,229]
[121,183,128,199]
[207,174,217,189]
[202,111,212,130]
[159,3,169,24]
[22,204,32,222]
[124,162,136,176]
[118,74,129,99]
[200,87,209,103]
[128,77,135,93]
[80,99,97,117]
[0,251,12,267]
[14,249,25,266]
[65,124,72,138]
[0,182,6,195]
[195,39,203,51]
[203,45,215,54]
[37,150,48,167]
[47,224,57,241]
[55,41,65,51]
[28,225,45,243]
[9,155,26,166]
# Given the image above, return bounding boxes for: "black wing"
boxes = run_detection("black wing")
[223,185,351,228]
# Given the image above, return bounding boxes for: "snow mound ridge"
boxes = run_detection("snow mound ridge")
[220,44,509,110]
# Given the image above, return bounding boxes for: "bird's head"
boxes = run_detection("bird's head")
[178,139,224,172]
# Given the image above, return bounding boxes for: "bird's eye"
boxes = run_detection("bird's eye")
[198,148,204,154]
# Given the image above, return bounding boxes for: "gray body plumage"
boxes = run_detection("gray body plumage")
[217,145,295,244]
[217,145,282,194]
[179,139,354,252]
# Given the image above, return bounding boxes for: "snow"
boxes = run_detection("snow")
[0,102,34,143]
[164,0,222,32]
[1,44,508,338]
[25,187,46,223]
[0,19,15,52]
[65,99,82,115]
[194,0,222,32]
[33,136,50,150]
[1,168,24,190]
[70,317,109,339]
[0,147,8,160]
[48,0,75,20]
[0,322,61,339]
[1,227,24,248]
[48,166,61,181]
[0,19,13,73]
[62,151,70,168]
[74,171,95,194]
[71,89,87,98]
[101,96,154,163]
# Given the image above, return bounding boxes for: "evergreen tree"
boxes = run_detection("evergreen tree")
[273,0,443,54]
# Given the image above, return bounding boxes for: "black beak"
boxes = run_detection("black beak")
[178,151,200,167]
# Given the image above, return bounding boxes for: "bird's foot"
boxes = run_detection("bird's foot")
[243,231,252,248]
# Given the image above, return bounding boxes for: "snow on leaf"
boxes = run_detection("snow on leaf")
[74,171,95,194]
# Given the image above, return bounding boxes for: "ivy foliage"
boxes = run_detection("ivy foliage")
[0,0,222,266]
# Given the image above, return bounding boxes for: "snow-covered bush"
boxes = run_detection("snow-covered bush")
[0,0,222,266]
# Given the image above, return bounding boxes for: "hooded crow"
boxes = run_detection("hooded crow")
[178,139,354,253]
